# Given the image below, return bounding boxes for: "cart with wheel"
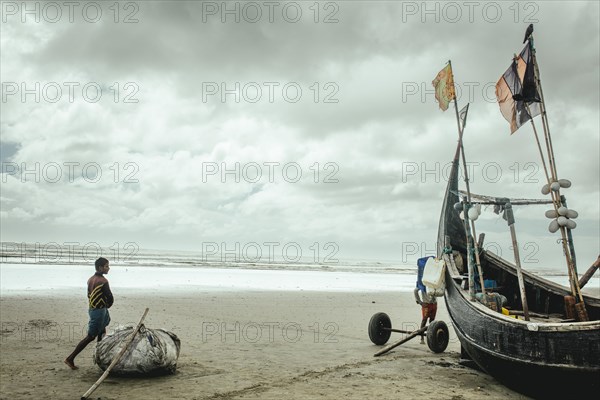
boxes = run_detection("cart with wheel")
[368,312,449,356]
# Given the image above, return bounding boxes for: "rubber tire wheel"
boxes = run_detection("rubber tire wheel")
[426,320,449,353]
[368,312,392,345]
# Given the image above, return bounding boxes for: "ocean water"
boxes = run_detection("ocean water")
[0,242,419,293]
[1,243,596,294]
[0,263,419,294]
[0,242,414,273]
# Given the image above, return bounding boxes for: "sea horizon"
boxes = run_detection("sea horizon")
[2,242,597,295]
[0,241,582,275]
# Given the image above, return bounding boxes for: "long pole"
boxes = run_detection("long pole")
[449,60,486,298]
[374,326,428,357]
[81,308,150,400]
[578,256,600,290]
[463,202,476,301]
[525,104,576,296]
[505,203,529,320]
[527,38,584,307]
[560,195,578,272]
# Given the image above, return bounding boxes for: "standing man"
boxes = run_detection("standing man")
[64,257,113,369]
[414,256,437,344]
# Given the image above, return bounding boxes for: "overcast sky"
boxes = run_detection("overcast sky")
[1,1,598,270]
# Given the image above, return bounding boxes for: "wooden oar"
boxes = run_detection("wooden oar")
[374,326,427,357]
[81,308,149,400]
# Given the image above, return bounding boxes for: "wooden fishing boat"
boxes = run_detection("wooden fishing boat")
[438,127,600,399]
[426,25,600,397]
[433,25,600,398]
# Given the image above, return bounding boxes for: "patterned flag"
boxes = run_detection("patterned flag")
[432,64,456,111]
[495,42,541,134]
[459,103,470,130]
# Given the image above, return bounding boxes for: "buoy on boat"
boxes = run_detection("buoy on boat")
[558,178,572,188]
[542,179,571,195]
[468,206,479,221]
[541,183,550,195]
[548,219,559,233]
[557,216,577,230]
[558,206,568,216]
[566,209,578,219]
[545,209,558,219]
[557,216,569,226]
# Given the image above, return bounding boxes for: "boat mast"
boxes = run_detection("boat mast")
[448,60,487,300]
[524,33,586,315]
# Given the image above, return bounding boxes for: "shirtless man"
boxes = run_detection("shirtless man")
[64,257,114,369]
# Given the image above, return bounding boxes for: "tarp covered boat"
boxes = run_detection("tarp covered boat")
[94,325,181,376]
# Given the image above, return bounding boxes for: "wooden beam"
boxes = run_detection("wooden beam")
[578,256,600,290]
[374,326,427,357]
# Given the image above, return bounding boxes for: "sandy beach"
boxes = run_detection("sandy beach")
[0,277,530,400]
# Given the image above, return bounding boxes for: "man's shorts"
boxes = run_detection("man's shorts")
[421,303,437,320]
[88,308,110,337]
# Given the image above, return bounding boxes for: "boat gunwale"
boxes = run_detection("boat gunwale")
[445,270,600,331]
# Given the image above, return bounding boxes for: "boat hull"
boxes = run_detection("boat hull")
[445,273,600,398]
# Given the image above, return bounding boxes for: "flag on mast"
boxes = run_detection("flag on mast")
[432,64,456,111]
[495,41,541,134]
[459,103,470,130]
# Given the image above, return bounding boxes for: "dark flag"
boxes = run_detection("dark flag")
[523,24,534,44]
[495,42,541,134]
[459,103,470,131]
